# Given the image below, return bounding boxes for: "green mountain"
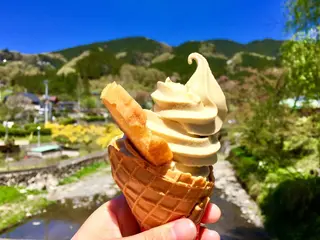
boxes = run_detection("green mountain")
[55,37,172,61]
[175,39,283,58]
[56,37,283,61]
[52,37,283,83]
[245,39,283,57]
[151,55,228,84]
[204,40,245,58]
[1,36,284,100]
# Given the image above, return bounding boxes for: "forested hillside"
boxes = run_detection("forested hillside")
[0,37,283,102]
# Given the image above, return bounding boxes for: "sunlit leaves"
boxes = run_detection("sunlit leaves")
[286,0,320,32]
[45,122,122,149]
[280,27,320,99]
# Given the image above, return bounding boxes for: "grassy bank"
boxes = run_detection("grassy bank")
[226,109,320,239]
[59,161,108,185]
[227,143,320,240]
[0,160,109,232]
[0,186,54,232]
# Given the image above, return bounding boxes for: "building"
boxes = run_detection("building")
[27,145,80,159]
[40,95,59,104]
[3,92,41,111]
[56,101,78,112]
[27,145,62,159]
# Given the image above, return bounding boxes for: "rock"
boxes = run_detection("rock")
[27,195,35,200]
[28,177,36,184]
[6,178,16,186]
[46,174,58,189]
[18,182,27,188]
[35,173,43,180]
[19,189,27,194]
[105,188,118,197]
[27,181,46,191]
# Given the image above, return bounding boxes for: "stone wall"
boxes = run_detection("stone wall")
[0,150,108,186]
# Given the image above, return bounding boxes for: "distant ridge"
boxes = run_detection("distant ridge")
[1,36,284,98]
[54,37,284,60]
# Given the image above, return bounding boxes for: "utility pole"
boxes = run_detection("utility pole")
[44,80,49,124]
[37,126,41,147]
[77,75,83,114]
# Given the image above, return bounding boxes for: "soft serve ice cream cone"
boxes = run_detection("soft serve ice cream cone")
[100,52,228,231]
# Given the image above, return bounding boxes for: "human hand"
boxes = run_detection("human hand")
[72,194,221,240]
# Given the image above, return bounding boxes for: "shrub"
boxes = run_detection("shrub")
[81,115,105,122]
[260,176,320,240]
[96,123,123,148]
[58,118,77,125]
[24,123,52,135]
[46,122,122,149]
[0,126,27,137]
[53,135,71,145]
[227,146,269,198]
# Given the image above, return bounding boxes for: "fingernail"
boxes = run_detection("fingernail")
[172,218,197,240]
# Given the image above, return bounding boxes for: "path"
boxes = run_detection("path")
[0,140,29,146]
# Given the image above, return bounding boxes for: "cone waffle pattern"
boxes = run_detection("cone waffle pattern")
[108,139,215,230]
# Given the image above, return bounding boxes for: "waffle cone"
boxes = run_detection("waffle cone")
[108,138,215,230]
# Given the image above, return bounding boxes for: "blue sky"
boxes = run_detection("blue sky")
[1,0,288,53]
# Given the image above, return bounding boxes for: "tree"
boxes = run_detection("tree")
[286,0,320,32]
[236,0,320,172]
[280,28,320,103]
[2,94,35,121]
[283,0,320,104]
[199,42,216,58]
[81,96,97,109]
[119,64,166,92]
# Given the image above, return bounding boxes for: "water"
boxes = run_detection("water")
[0,189,269,240]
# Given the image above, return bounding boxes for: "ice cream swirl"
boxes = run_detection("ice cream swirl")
[145,52,228,177]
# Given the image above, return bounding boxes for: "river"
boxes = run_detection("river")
[0,188,269,240]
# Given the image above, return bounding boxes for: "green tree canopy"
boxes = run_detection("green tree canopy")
[286,0,320,32]
[280,28,320,100]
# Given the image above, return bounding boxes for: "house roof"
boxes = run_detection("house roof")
[31,145,61,153]
[3,92,41,105]
[49,96,58,102]
[21,92,41,104]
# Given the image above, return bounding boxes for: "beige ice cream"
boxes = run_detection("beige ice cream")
[101,52,227,230]
[145,52,228,177]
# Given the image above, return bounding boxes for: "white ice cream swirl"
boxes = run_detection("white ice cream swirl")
[145,53,228,177]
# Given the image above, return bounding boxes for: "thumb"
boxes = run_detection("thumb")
[123,218,197,240]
